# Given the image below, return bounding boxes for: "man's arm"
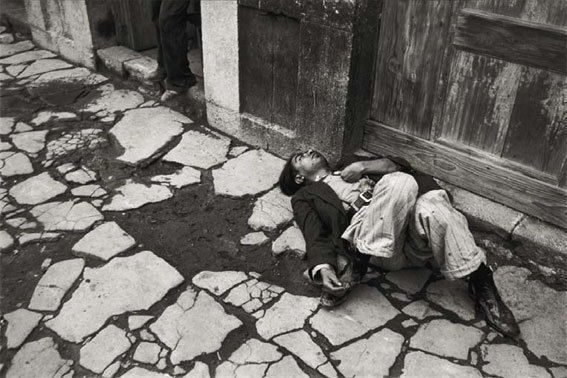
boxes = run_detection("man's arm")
[340,158,400,182]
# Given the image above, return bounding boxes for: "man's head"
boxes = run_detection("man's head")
[279,149,330,196]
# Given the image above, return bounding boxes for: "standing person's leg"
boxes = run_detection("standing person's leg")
[157,0,195,91]
[149,0,166,81]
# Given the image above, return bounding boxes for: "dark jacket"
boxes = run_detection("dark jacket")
[291,154,443,269]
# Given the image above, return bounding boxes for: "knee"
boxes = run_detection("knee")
[376,172,418,202]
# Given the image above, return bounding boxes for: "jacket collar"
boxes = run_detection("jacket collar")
[300,181,346,216]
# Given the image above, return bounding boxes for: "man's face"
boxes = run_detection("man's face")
[291,149,328,178]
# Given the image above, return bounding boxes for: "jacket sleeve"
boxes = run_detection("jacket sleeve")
[291,195,337,269]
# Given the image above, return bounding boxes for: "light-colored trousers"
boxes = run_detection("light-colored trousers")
[342,172,486,280]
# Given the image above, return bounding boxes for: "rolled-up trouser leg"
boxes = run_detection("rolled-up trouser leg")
[342,172,418,264]
[407,190,486,280]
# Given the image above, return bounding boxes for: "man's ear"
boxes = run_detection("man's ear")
[294,174,304,185]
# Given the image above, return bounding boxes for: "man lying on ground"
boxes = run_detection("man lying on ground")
[278,149,520,338]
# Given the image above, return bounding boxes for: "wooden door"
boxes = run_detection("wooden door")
[110,0,157,51]
[363,0,567,229]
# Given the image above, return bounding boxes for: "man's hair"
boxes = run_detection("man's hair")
[279,155,303,196]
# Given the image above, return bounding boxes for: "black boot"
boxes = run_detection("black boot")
[468,263,520,338]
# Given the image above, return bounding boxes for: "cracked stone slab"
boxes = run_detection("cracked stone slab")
[71,184,107,198]
[403,351,482,378]
[110,107,189,165]
[133,342,161,364]
[402,300,442,320]
[43,129,106,166]
[103,180,173,211]
[80,84,144,117]
[80,324,131,374]
[481,344,550,378]
[0,49,55,65]
[9,172,67,205]
[18,232,62,245]
[0,140,11,151]
[0,40,34,59]
[264,356,308,378]
[46,251,184,343]
[29,258,85,311]
[215,361,268,378]
[426,279,475,321]
[213,150,285,197]
[18,58,73,78]
[163,129,229,169]
[256,293,319,340]
[228,146,248,157]
[128,315,154,331]
[309,285,400,345]
[495,266,567,364]
[0,230,14,251]
[272,226,306,259]
[4,308,42,349]
[273,330,327,370]
[10,130,48,153]
[14,121,33,133]
[223,278,284,313]
[331,328,404,377]
[72,221,136,261]
[33,67,107,86]
[56,163,76,174]
[385,268,432,294]
[5,217,37,229]
[151,166,201,189]
[121,367,171,378]
[31,111,77,126]
[150,290,242,364]
[65,167,97,184]
[30,200,104,231]
[185,362,210,378]
[0,116,15,134]
[240,232,269,246]
[6,337,72,378]
[192,270,248,296]
[229,338,282,364]
[248,188,293,231]
[410,319,484,360]
[0,151,33,176]
[0,33,14,44]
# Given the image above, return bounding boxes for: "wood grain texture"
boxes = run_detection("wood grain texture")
[370,0,453,139]
[363,121,567,229]
[109,0,156,51]
[454,9,567,74]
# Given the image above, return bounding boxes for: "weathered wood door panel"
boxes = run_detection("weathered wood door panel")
[110,0,157,51]
[364,0,567,228]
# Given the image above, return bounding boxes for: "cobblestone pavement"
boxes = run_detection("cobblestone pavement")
[1,36,566,378]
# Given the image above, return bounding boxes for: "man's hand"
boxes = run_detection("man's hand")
[341,162,365,182]
[320,267,347,294]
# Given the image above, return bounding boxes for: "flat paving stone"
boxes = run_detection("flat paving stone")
[46,251,184,343]
[310,285,400,345]
[185,362,210,378]
[0,49,56,65]
[150,290,242,364]
[0,230,14,251]
[14,122,33,134]
[4,308,42,349]
[29,258,85,311]
[495,266,567,364]
[0,40,34,59]
[213,150,285,197]
[0,34,14,44]
[240,232,269,246]
[224,279,283,313]
[151,166,201,188]
[264,355,308,378]
[31,110,77,125]
[385,267,432,294]
[121,367,171,378]
[228,146,248,157]
[56,162,76,174]
[103,180,172,211]
[402,351,482,378]
[0,140,11,151]
[229,338,282,364]
[272,226,306,259]
[65,167,97,184]
[215,361,268,378]
[31,200,103,231]
[410,319,484,360]
[18,58,73,78]
[10,130,47,153]
[18,231,62,245]
[273,330,327,369]
[0,116,15,134]
[9,172,67,205]
[6,337,72,378]
[331,328,404,377]
[110,107,189,165]
[33,67,107,86]
[72,221,136,261]
[248,188,293,231]
[481,344,550,378]
[71,184,107,197]
[256,293,319,340]
[0,151,33,176]
[401,300,442,320]
[80,84,144,117]
[80,324,131,374]
[5,216,37,229]
[426,279,475,321]
[128,315,154,330]
[133,341,161,364]
[192,270,248,296]
[163,129,229,169]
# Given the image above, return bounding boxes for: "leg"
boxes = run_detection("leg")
[148,0,167,81]
[342,172,418,265]
[157,0,195,90]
